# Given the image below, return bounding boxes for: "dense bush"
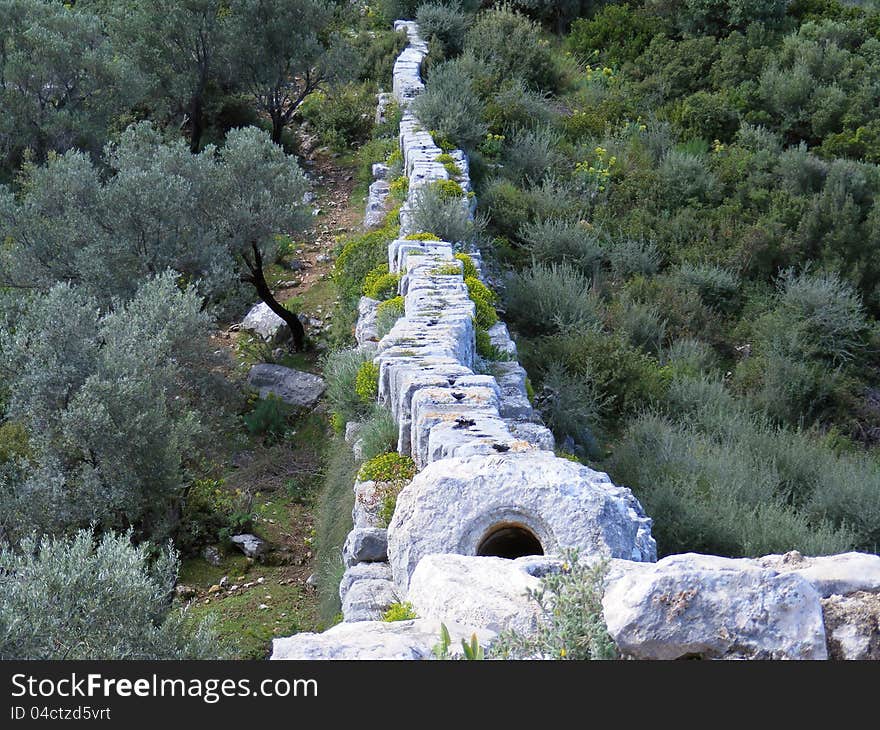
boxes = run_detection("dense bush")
[417,2,469,57]
[0,529,223,659]
[410,182,481,244]
[300,83,374,151]
[519,219,605,273]
[412,56,487,150]
[463,5,560,93]
[504,261,604,336]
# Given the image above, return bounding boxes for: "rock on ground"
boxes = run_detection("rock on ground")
[602,553,828,660]
[407,554,545,635]
[241,301,290,344]
[246,364,326,408]
[230,533,268,559]
[386,451,656,591]
[270,619,495,660]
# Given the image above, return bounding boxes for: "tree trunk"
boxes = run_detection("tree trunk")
[190,93,204,154]
[242,242,305,351]
[271,110,284,145]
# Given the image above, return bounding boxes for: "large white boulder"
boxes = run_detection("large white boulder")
[821,591,880,660]
[271,619,495,660]
[407,554,544,635]
[387,451,656,591]
[240,301,289,344]
[602,553,828,660]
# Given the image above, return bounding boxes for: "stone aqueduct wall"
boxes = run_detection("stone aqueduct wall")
[271,22,880,660]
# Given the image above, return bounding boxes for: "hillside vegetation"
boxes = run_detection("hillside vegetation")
[1,0,879,659]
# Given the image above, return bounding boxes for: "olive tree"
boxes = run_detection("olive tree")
[0,273,229,542]
[0,0,136,170]
[0,529,223,659]
[229,0,353,145]
[0,122,311,347]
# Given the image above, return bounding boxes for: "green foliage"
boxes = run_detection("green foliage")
[300,83,375,151]
[364,270,401,301]
[357,405,399,462]
[465,276,498,329]
[412,55,488,150]
[519,219,604,273]
[243,395,291,442]
[0,421,29,464]
[406,232,441,241]
[334,223,399,302]
[432,623,486,660]
[436,153,463,177]
[672,263,741,315]
[432,178,466,200]
[536,363,604,458]
[0,529,224,659]
[567,4,660,66]
[672,91,740,144]
[357,452,416,484]
[0,273,227,542]
[178,478,255,554]
[355,361,380,403]
[492,551,618,660]
[410,182,481,244]
[324,349,373,426]
[463,4,560,93]
[417,2,469,57]
[504,261,603,336]
[455,253,479,279]
[501,125,562,183]
[382,601,417,622]
[376,296,405,338]
[314,435,357,622]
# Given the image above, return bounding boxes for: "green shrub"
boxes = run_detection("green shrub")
[455,252,479,279]
[412,56,488,150]
[376,296,405,338]
[355,361,380,403]
[357,452,416,483]
[382,601,417,622]
[463,5,560,92]
[663,338,719,377]
[357,405,399,462]
[614,296,668,355]
[334,224,399,302]
[410,183,480,244]
[178,478,254,554]
[0,421,29,464]
[492,550,617,660]
[567,4,659,66]
[243,395,290,442]
[314,436,357,622]
[519,219,605,273]
[324,349,373,424]
[536,363,605,458]
[501,125,561,183]
[672,91,740,144]
[606,238,661,280]
[504,261,603,336]
[465,276,498,329]
[485,79,557,134]
[352,27,409,85]
[672,263,741,315]
[432,179,465,200]
[436,153,463,177]
[0,529,223,659]
[364,271,401,301]
[417,2,469,56]
[300,83,374,151]
[405,232,441,241]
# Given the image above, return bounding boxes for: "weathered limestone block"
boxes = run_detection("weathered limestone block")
[271,619,496,660]
[342,578,399,623]
[352,480,382,529]
[365,179,390,229]
[339,562,394,604]
[425,412,527,465]
[822,591,880,660]
[343,527,388,567]
[602,554,828,660]
[240,301,289,344]
[408,554,543,635]
[387,450,657,590]
[246,364,326,408]
[355,297,380,348]
[507,421,555,451]
[755,551,880,598]
[487,321,517,358]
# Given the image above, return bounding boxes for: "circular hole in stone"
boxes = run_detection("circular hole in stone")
[477,522,543,559]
